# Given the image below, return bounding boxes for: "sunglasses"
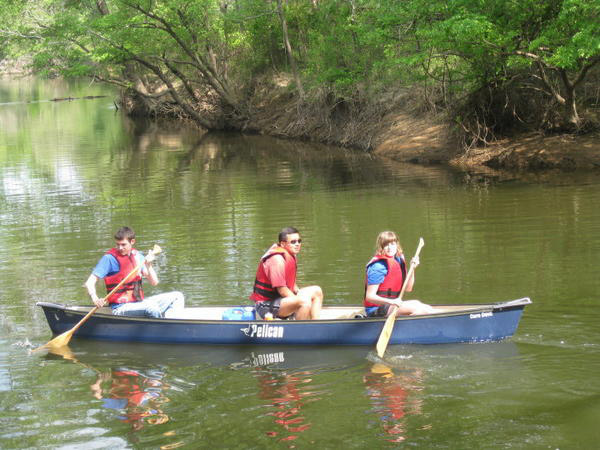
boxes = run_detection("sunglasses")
[288,239,302,244]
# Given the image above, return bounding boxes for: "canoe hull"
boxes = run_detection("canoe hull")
[37,298,530,346]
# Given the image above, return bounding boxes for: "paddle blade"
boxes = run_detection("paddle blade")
[31,329,75,353]
[34,306,99,354]
[45,329,75,349]
[151,244,162,255]
[376,312,396,358]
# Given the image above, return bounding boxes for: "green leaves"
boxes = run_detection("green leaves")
[1,0,597,132]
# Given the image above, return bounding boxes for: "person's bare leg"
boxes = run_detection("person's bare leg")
[298,286,323,319]
[278,296,311,320]
[394,300,435,316]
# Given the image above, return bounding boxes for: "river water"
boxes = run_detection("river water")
[1,77,599,448]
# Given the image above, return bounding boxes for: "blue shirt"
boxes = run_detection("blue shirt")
[92,252,145,279]
[366,256,403,285]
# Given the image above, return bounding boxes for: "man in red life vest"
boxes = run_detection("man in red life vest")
[250,227,323,320]
[84,226,184,318]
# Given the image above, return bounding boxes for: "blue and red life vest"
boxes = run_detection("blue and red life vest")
[250,246,297,302]
[104,248,144,304]
[364,254,407,307]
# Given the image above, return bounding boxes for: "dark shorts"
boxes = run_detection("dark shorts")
[255,298,294,319]
[255,298,281,319]
[365,304,391,317]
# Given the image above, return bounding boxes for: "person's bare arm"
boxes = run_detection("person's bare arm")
[365,284,403,307]
[142,251,159,286]
[84,274,105,307]
[276,286,296,298]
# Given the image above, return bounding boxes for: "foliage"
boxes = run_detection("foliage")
[1,0,598,141]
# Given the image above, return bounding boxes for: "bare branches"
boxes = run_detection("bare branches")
[119,0,243,115]
[0,29,41,39]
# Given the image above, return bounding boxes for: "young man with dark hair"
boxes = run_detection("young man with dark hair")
[250,227,323,320]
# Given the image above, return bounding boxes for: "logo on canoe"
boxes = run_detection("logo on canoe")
[470,312,493,319]
[240,323,284,339]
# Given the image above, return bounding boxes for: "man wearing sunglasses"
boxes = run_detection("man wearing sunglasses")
[250,227,323,320]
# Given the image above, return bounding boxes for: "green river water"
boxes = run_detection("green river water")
[1,77,600,449]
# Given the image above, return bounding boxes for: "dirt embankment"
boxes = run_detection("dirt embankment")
[450,132,600,172]
[244,75,600,174]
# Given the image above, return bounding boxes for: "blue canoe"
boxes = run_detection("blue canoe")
[37,298,531,346]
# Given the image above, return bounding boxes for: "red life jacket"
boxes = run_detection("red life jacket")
[364,255,407,307]
[250,245,297,302]
[104,248,144,304]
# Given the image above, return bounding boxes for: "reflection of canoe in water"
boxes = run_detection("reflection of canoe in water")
[48,339,521,372]
[51,340,373,370]
[37,297,531,346]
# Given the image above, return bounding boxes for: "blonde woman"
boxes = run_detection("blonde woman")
[364,231,434,317]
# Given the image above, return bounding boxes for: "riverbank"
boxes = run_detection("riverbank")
[3,65,597,173]
[243,74,600,174]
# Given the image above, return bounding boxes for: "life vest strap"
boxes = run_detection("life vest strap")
[254,284,279,300]
[254,279,273,289]
[106,280,137,293]
[376,288,401,298]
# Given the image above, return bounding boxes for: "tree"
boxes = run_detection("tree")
[2,0,253,127]
[2,0,597,139]
[406,0,600,130]
[276,0,304,97]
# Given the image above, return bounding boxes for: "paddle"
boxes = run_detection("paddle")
[375,237,424,358]
[34,244,162,352]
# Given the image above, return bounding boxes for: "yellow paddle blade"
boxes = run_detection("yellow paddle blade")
[44,330,75,349]
[30,329,75,353]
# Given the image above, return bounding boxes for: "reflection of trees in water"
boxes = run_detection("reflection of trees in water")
[364,363,427,443]
[90,367,170,432]
[119,121,452,189]
[253,368,320,442]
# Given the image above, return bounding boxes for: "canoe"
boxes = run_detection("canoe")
[36,297,531,346]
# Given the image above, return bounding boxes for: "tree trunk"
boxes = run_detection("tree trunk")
[559,69,581,129]
[277,0,304,98]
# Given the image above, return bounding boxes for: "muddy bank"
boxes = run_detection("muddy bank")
[245,76,455,164]
[449,132,600,172]
[241,75,600,174]
[374,120,600,173]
